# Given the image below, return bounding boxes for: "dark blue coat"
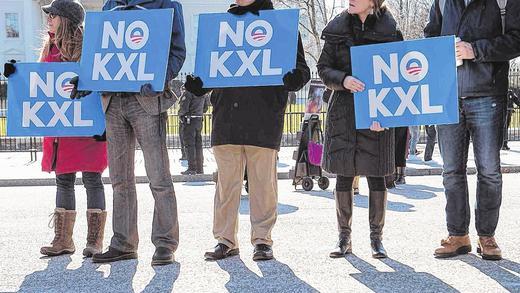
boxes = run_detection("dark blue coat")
[102,0,186,81]
[424,0,520,97]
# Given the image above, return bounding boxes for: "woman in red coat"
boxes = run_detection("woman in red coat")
[4,0,108,258]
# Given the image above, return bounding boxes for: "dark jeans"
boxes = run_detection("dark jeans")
[424,125,437,161]
[182,117,203,171]
[394,127,408,167]
[336,176,386,192]
[438,96,506,237]
[56,172,105,210]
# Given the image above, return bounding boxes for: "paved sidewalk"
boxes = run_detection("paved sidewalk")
[1,142,520,186]
[0,175,519,292]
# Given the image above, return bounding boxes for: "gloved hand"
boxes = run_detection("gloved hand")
[140,83,162,98]
[3,60,16,78]
[184,75,207,97]
[69,76,92,99]
[93,131,106,142]
[283,69,304,92]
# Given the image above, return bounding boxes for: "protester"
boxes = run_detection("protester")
[88,0,186,266]
[3,0,108,258]
[426,0,520,260]
[185,0,310,262]
[179,87,210,175]
[502,88,520,150]
[424,125,437,161]
[318,0,402,259]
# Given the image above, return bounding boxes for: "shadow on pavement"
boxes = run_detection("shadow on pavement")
[239,196,298,215]
[388,184,443,200]
[459,254,520,292]
[217,256,318,292]
[142,262,181,292]
[18,256,138,292]
[345,255,458,292]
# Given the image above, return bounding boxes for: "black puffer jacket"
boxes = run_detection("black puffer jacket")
[424,0,520,97]
[318,8,403,177]
[210,0,310,150]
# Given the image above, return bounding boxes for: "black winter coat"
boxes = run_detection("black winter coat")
[210,1,311,150]
[318,9,402,177]
[424,0,520,97]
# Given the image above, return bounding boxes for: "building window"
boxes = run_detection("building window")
[5,13,20,38]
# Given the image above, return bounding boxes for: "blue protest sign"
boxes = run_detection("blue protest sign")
[194,9,300,88]
[351,36,459,129]
[7,63,105,137]
[78,9,174,92]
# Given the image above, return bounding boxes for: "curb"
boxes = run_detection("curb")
[1,166,520,187]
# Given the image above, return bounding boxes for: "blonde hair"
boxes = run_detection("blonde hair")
[39,16,83,62]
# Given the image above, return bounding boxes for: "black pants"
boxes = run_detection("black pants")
[394,127,408,167]
[179,117,186,158]
[424,125,437,161]
[502,109,513,146]
[56,172,105,210]
[336,176,386,192]
[182,117,203,172]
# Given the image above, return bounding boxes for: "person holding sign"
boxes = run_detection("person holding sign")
[185,0,310,261]
[318,0,403,259]
[3,0,109,258]
[426,0,520,261]
[90,0,186,266]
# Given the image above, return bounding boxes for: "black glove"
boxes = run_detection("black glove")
[140,83,161,98]
[3,60,16,78]
[69,76,92,99]
[184,75,207,97]
[283,69,303,92]
[93,131,106,142]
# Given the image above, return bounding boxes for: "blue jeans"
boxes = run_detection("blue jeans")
[438,96,506,237]
[409,126,420,155]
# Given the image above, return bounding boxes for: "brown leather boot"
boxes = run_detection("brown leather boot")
[369,190,388,258]
[40,208,76,256]
[83,209,107,258]
[434,235,472,258]
[477,236,502,261]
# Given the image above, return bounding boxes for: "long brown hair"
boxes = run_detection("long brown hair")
[39,16,83,62]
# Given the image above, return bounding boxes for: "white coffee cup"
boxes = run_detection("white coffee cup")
[455,37,463,67]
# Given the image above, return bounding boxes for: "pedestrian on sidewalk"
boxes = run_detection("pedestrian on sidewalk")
[179,87,210,175]
[502,88,520,150]
[185,0,310,262]
[317,0,402,259]
[425,0,520,261]
[86,0,186,266]
[3,0,108,258]
[386,127,408,187]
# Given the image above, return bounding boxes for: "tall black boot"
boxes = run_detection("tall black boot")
[369,190,388,259]
[330,190,353,258]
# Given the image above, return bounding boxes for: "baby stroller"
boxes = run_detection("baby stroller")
[290,114,329,191]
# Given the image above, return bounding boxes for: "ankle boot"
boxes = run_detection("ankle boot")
[41,208,76,256]
[83,209,107,257]
[395,167,406,185]
[334,190,353,243]
[369,190,388,258]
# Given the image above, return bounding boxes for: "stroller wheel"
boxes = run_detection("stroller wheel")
[302,177,314,191]
[318,177,330,190]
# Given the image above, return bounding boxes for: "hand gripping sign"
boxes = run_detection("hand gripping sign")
[195,9,300,88]
[79,9,174,92]
[351,36,459,129]
[7,63,105,137]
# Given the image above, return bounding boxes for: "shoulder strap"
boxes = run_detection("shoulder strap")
[497,0,507,34]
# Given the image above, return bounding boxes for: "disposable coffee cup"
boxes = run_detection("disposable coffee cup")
[455,37,463,67]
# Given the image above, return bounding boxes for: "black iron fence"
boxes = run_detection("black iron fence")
[1,70,520,152]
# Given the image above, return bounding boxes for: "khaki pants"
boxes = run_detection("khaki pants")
[212,145,278,249]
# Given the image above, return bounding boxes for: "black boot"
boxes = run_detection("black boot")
[385,175,396,189]
[369,190,388,259]
[331,190,353,257]
[92,246,137,263]
[395,167,406,185]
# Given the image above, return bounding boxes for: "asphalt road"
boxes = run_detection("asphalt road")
[0,175,519,292]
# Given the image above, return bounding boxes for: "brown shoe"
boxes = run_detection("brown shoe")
[477,236,502,261]
[40,208,76,256]
[434,235,472,258]
[83,209,107,258]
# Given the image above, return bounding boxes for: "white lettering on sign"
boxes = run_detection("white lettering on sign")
[94,20,154,81]
[368,51,443,118]
[23,72,94,128]
[211,20,281,78]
